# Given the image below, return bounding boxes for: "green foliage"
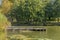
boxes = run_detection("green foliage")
[0,13,9,29]
[0,13,11,40]
[44,0,60,21]
[8,0,60,26]
[9,0,51,25]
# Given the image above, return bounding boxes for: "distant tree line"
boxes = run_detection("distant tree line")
[7,0,60,26]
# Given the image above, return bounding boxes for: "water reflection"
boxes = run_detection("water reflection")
[47,27,60,40]
[7,27,60,40]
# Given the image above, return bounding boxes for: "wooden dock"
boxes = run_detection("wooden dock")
[6,26,46,32]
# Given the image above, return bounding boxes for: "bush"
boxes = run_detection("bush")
[0,13,11,40]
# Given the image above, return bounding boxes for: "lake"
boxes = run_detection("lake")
[7,26,60,40]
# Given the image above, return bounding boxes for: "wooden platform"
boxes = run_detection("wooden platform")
[6,27,46,31]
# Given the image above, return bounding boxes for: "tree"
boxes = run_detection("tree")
[44,0,60,21]
[41,0,60,25]
[53,0,60,22]
[0,13,11,40]
[1,0,13,14]
[8,0,51,26]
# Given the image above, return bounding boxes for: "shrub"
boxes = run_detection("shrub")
[0,13,11,40]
